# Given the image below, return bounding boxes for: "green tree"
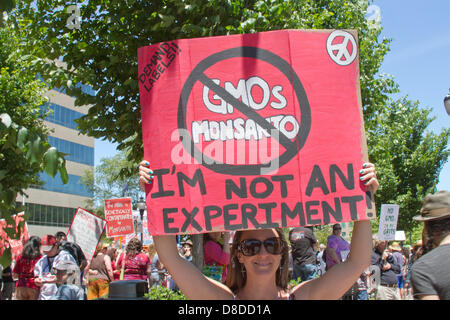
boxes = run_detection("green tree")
[0,23,67,267]
[10,0,394,172]
[81,149,143,215]
[368,97,450,238]
[9,0,449,239]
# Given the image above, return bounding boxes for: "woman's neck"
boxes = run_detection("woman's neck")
[237,277,286,300]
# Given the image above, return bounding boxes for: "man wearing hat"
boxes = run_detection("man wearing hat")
[33,235,77,300]
[181,240,193,262]
[371,235,402,300]
[389,241,405,299]
[410,190,450,300]
[49,260,84,300]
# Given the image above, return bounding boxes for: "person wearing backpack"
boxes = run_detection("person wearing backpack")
[55,231,87,272]
[34,235,78,300]
[289,226,319,282]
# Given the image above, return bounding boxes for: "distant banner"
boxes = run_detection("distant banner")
[67,208,106,262]
[104,198,135,237]
[138,29,376,235]
[0,212,29,261]
[377,204,400,241]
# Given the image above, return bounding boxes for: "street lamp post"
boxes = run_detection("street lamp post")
[136,197,146,244]
[444,89,450,116]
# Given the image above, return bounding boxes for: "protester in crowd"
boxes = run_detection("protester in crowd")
[106,247,120,281]
[325,224,350,271]
[34,235,78,300]
[50,260,84,300]
[86,243,114,300]
[400,245,411,299]
[355,268,372,300]
[1,265,14,300]
[55,232,87,273]
[138,160,378,299]
[55,231,67,243]
[55,230,87,293]
[389,241,405,299]
[289,226,319,282]
[316,244,327,276]
[11,236,42,300]
[410,190,450,300]
[116,237,152,282]
[0,264,3,297]
[148,243,162,287]
[203,232,231,283]
[404,241,421,298]
[181,239,193,262]
[371,238,401,300]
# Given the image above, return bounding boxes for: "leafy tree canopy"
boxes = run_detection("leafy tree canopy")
[0,21,68,266]
[8,0,450,238]
[81,149,143,216]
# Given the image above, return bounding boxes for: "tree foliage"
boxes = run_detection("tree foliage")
[81,149,143,214]
[368,97,450,233]
[8,0,450,238]
[11,0,394,171]
[0,22,67,266]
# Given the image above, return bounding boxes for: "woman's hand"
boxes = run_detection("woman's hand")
[359,162,379,194]
[139,160,154,192]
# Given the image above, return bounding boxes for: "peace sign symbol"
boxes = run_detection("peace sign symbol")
[326,30,358,66]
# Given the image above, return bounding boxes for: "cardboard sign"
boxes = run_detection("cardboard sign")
[67,207,106,262]
[104,198,135,237]
[377,204,400,241]
[130,210,153,245]
[138,29,375,235]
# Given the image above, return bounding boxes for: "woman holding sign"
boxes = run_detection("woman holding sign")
[139,161,378,299]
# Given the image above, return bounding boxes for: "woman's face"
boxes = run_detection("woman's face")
[237,229,282,278]
[209,232,222,242]
[333,226,342,236]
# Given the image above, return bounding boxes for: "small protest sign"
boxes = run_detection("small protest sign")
[0,212,29,261]
[138,29,375,235]
[104,198,135,237]
[67,207,106,262]
[377,204,400,241]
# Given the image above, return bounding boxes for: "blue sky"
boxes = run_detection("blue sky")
[373,0,450,191]
[95,0,449,191]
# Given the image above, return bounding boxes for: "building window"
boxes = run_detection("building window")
[18,202,77,228]
[31,172,93,198]
[47,136,94,166]
[41,102,86,131]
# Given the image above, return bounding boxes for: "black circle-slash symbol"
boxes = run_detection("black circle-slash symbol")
[178,46,311,175]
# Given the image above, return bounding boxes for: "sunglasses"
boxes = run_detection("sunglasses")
[238,237,283,256]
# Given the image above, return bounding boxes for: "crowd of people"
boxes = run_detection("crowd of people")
[1,163,449,300]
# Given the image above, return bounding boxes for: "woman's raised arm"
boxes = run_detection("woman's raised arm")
[292,162,378,300]
[139,160,233,299]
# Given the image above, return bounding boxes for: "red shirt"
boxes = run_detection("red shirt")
[204,240,230,283]
[13,254,42,290]
[117,252,150,281]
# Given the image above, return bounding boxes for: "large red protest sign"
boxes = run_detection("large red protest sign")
[104,198,135,237]
[138,29,376,236]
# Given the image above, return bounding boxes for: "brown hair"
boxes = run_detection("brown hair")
[147,243,157,261]
[125,237,142,257]
[225,228,290,294]
[422,217,450,255]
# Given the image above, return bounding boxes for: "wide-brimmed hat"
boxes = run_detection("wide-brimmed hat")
[413,190,450,222]
[53,260,79,272]
[181,240,193,247]
[389,241,402,252]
